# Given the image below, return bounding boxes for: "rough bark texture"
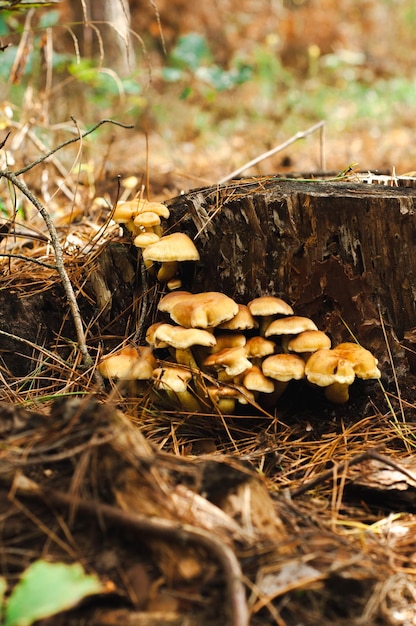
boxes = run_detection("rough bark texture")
[166,177,416,363]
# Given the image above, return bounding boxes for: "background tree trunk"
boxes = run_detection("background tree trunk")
[71,0,135,76]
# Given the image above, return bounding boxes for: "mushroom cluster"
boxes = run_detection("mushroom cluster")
[112,199,199,289]
[102,197,381,413]
[98,290,381,413]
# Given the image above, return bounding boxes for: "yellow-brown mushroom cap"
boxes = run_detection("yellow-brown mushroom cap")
[288,330,331,353]
[265,316,318,337]
[242,366,275,393]
[134,211,161,230]
[98,346,156,380]
[203,346,253,377]
[152,323,216,349]
[244,336,276,358]
[305,349,356,387]
[168,292,239,329]
[133,232,161,248]
[217,304,258,330]
[262,353,306,382]
[142,232,200,263]
[247,296,294,317]
[152,366,192,392]
[332,342,381,379]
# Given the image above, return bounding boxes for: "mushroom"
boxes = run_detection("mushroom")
[133,211,162,237]
[98,345,156,380]
[217,304,258,331]
[206,383,255,414]
[288,329,331,359]
[210,333,247,353]
[244,336,276,359]
[203,346,253,378]
[305,343,380,403]
[133,232,161,249]
[332,342,381,380]
[152,323,216,368]
[304,349,356,403]
[261,353,306,400]
[240,365,275,395]
[97,345,156,395]
[143,232,200,283]
[165,291,239,329]
[248,296,294,335]
[152,366,200,412]
[264,315,318,351]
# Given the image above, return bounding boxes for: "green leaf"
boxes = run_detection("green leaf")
[5,560,105,626]
[170,32,211,71]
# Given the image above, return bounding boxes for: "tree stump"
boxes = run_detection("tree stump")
[166,177,416,367]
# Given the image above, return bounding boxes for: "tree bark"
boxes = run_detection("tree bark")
[165,177,416,364]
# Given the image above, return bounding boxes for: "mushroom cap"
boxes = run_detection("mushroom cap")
[332,342,381,379]
[262,353,306,382]
[203,346,253,377]
[217,304,258,330]
[139,200,170,219]
[288,330,331,353]
[248,296,294,317]
[134,211,161,229]
[207,384,255,406]
[152,366,192,392]
[152,323,216,349]
[142,232,200,263]
[265,316,318,337]
[98,346,156,380]
[305,349,356,387]
[244,336,276,358]
[211,332,247,352]
[134,232,161,248]
[242,366,275,393]
[168,292,239,329]
[112,201,139,224]
[158,291,192,313]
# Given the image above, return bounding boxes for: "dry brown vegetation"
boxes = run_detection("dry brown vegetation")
[1,1,416,625]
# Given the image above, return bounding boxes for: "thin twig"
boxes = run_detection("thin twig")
[12,474,249,626]
[0,253,56,269]
[218,120,326,184]
[13,118,134,177]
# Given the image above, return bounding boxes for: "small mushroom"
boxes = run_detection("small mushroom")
[305,349,356,403]
[152,323,216,368]
[206,383,255,414]
[166,291,239,329]
[152,366,200,412]
[265,315,318,351]
[248,296,294,335]
[261,353,306,400]
[288,329,331,359]
[241,365,275,394]
[203,346,253,378]
[143,233,200,283]
[98,345,156,380]
[217,304,258,331]
[133,211,162,237]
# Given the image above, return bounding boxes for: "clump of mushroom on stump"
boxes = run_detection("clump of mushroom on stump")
[97,196,381,414]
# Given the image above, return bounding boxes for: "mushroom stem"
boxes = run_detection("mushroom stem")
[175,348,199,370]
[157,260,179,282]
[324,381,350,404]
